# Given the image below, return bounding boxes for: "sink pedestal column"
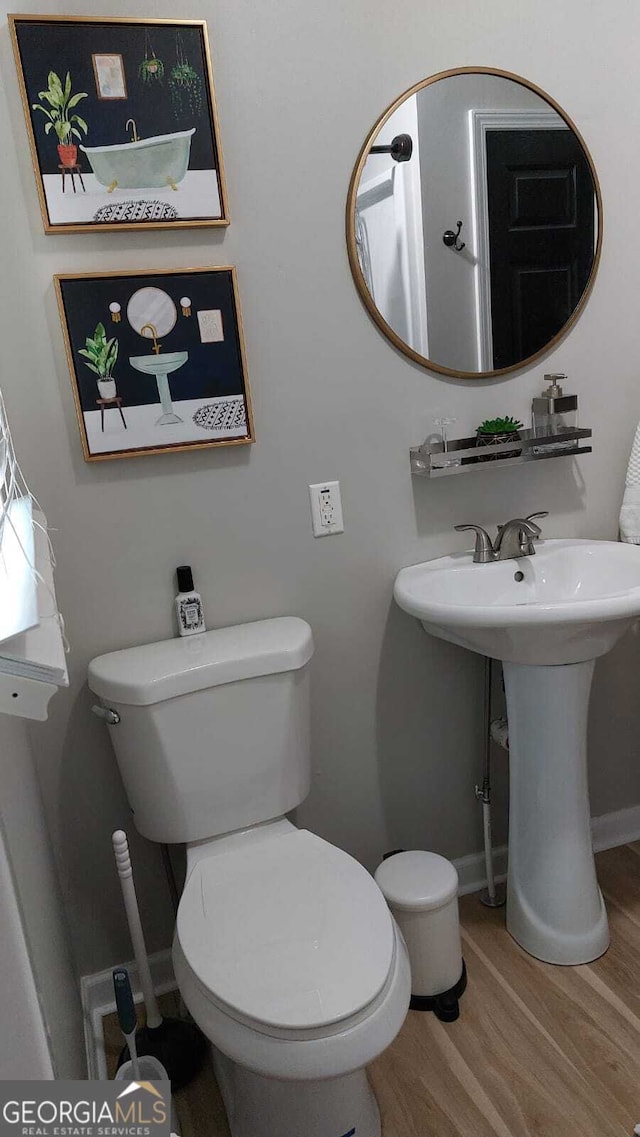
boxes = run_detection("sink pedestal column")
[155,374,183,425]
[503,658,609,965]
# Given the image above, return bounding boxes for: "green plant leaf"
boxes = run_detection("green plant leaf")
[477,415,523,434]
[64,72,71,100]
[48,74,64,106]
[39,80,63,107]
[95,322,106,340]
[81,361,101,376]
[104,339,119,374]
[67,92,88,109]
[71,114,88,134]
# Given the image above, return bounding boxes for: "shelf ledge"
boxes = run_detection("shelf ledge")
[0,510,67,721]
[0,674,59,722]
[411,427,593,478]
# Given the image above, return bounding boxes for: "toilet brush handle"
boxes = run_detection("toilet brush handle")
[112,830,162,1030]
[113,968,141,1081]
[113,967,137,1037]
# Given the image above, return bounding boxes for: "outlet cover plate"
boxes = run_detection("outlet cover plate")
[309,481,344,537]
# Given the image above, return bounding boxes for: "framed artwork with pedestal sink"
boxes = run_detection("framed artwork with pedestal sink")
[9,15,229,233]
[55,267,254,461]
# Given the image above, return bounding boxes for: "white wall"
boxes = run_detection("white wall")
[0,830,54,1079]
[0,718,85,1077]
[357,95,428,356]
[416,73,547,371]
[0,0,639,978]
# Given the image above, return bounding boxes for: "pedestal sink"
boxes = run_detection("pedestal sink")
[394,539,640,964]
[129,351,188,425]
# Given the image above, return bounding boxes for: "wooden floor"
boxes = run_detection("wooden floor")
[104,843,640,1136]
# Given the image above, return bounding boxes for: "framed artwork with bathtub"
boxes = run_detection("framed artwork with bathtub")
[9,15,229,233]
[55,267,254,461]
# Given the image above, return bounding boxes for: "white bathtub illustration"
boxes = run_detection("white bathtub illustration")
[80,129,195,190]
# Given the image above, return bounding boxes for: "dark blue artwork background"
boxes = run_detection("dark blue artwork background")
[59,271,247,412]
[14,20,218,174]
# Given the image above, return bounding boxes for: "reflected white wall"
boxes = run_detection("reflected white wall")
[417,74,545,371]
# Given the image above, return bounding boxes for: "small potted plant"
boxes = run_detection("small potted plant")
[476,415,523,460]
[32,71,88,168]
[139,55,165,83]
[78,323,119,398]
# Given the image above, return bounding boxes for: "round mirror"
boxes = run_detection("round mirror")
[346,68,602,378]
[127,287,177,340]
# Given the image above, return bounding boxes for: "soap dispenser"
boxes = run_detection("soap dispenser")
[531,374,578,451]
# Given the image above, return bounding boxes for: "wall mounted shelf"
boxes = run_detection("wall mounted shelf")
[0,511,67,722]
[410,427,592,478]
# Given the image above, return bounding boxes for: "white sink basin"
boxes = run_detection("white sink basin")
[394,538,640,665]
[129,352,188,426]
[394,537,640,966]
[129,351,188,377]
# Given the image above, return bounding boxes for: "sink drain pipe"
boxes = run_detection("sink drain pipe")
[476,657,506,908]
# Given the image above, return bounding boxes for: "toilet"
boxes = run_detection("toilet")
[88,617,410,1137]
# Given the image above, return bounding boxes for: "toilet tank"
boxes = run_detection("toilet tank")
[88,618,314,844]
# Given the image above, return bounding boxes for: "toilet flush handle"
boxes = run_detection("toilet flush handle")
[91,704,120,725]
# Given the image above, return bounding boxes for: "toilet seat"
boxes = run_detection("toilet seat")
[174,912,411,1082]
[176,828,395,1032]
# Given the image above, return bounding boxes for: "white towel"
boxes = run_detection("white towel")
[620,423,640,543]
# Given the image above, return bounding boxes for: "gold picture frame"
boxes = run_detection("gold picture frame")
[9,14,230,233]
[55,266,254,462]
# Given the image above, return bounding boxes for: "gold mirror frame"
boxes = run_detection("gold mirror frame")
[346,67,603,379]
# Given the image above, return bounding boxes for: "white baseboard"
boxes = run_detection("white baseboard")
[453,802,640,896]
[80,948,176,1080]
[454,845,509,896]
[80,803,640,1077]
[590,803,640,853]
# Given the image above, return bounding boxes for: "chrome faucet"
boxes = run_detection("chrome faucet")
[455,512,548,563]
[494,514,548,559]
[126,118,139,142]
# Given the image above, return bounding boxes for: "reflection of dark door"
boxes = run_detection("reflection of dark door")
[486,129,595,369]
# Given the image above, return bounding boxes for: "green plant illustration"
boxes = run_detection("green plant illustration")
[139,56,165,83]
[168,32,204,118]
[32,71,88,144]
[476,416,523,435]
[139,30,164,84]
[78,323,118,380]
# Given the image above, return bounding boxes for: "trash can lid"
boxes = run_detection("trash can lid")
[374,851,458,911]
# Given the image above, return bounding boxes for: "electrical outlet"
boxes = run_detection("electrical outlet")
[309,481,344,537]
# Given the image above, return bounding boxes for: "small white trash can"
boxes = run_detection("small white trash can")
[375,850,466,1021]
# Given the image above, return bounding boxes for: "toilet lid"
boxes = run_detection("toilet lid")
[176,829,395,1031]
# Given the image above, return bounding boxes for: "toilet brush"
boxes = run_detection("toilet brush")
[112,830,208,1090]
